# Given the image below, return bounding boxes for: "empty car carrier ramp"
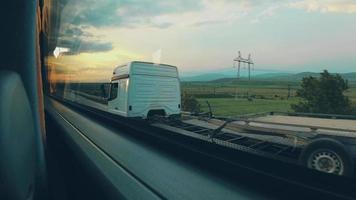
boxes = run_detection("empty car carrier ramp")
[150,117,303,164]
[148,112,356,177]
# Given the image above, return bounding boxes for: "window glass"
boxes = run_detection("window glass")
[109,82,118,100]
[44,0,356,178]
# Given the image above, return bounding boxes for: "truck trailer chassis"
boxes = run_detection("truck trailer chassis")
[150,112,356,177]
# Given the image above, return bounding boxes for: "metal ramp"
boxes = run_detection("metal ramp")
[151,118,302,163]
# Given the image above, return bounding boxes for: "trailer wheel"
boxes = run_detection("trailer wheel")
[299,138,354,176]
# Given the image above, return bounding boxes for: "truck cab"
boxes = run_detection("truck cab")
[108,61,181,119]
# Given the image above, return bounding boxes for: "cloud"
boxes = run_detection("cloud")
[59,24,90,40]
[148,0,255,28]
[289,0,356,13]
[58,0,295,32]
[59,0,278,29]
[57,38,113,55]
[57,23,113,54]
[251,3,282,23]
[150,22,174,29]
[190,19,225,27]
[60,0,203,29]
[60,25,93,38]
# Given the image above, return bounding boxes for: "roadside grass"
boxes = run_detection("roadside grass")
[197,97,299,117]
[182,83,298,99]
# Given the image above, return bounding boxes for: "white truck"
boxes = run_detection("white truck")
[63,62,356,177]
[107,61,181,118]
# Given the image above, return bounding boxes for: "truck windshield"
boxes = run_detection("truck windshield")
[43,0,356,179]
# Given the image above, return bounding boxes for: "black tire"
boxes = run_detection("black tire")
[299,138,354,177]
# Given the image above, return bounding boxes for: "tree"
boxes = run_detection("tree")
[181,92,201,113]
[291,70,351,114]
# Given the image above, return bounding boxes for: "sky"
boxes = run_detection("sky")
[47,0,356,82]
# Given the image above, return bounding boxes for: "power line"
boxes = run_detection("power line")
[233,51,254,80]
[233,51,254,100]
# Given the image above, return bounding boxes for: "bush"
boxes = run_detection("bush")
[181,92,201,113]
[291,70,352,114]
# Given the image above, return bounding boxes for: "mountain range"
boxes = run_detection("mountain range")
[181,71,356,83]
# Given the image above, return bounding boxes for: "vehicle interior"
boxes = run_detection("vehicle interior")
[1,0,356,200]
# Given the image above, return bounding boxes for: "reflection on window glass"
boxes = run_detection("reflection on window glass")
[45,0,356,178]
[109,82,118,100]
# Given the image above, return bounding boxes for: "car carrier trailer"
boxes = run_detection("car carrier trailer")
[149,111,356,177]
[64,88,356,177]
[62,61,356,177]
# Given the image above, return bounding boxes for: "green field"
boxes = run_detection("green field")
[197,98,299,116]
[182,80,299,99]
[182,80,356,117]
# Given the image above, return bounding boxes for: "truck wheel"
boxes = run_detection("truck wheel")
[299,138,354,176]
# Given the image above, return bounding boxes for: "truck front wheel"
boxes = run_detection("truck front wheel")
[299,138,354,177]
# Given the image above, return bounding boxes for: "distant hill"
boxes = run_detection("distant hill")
[181,73,234,82]
[343,72,356,80]
[258,72,320,82]
[180,68,296,82]
[182,72,356,83]
[266,72,356,82]
[253,73,293,78]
